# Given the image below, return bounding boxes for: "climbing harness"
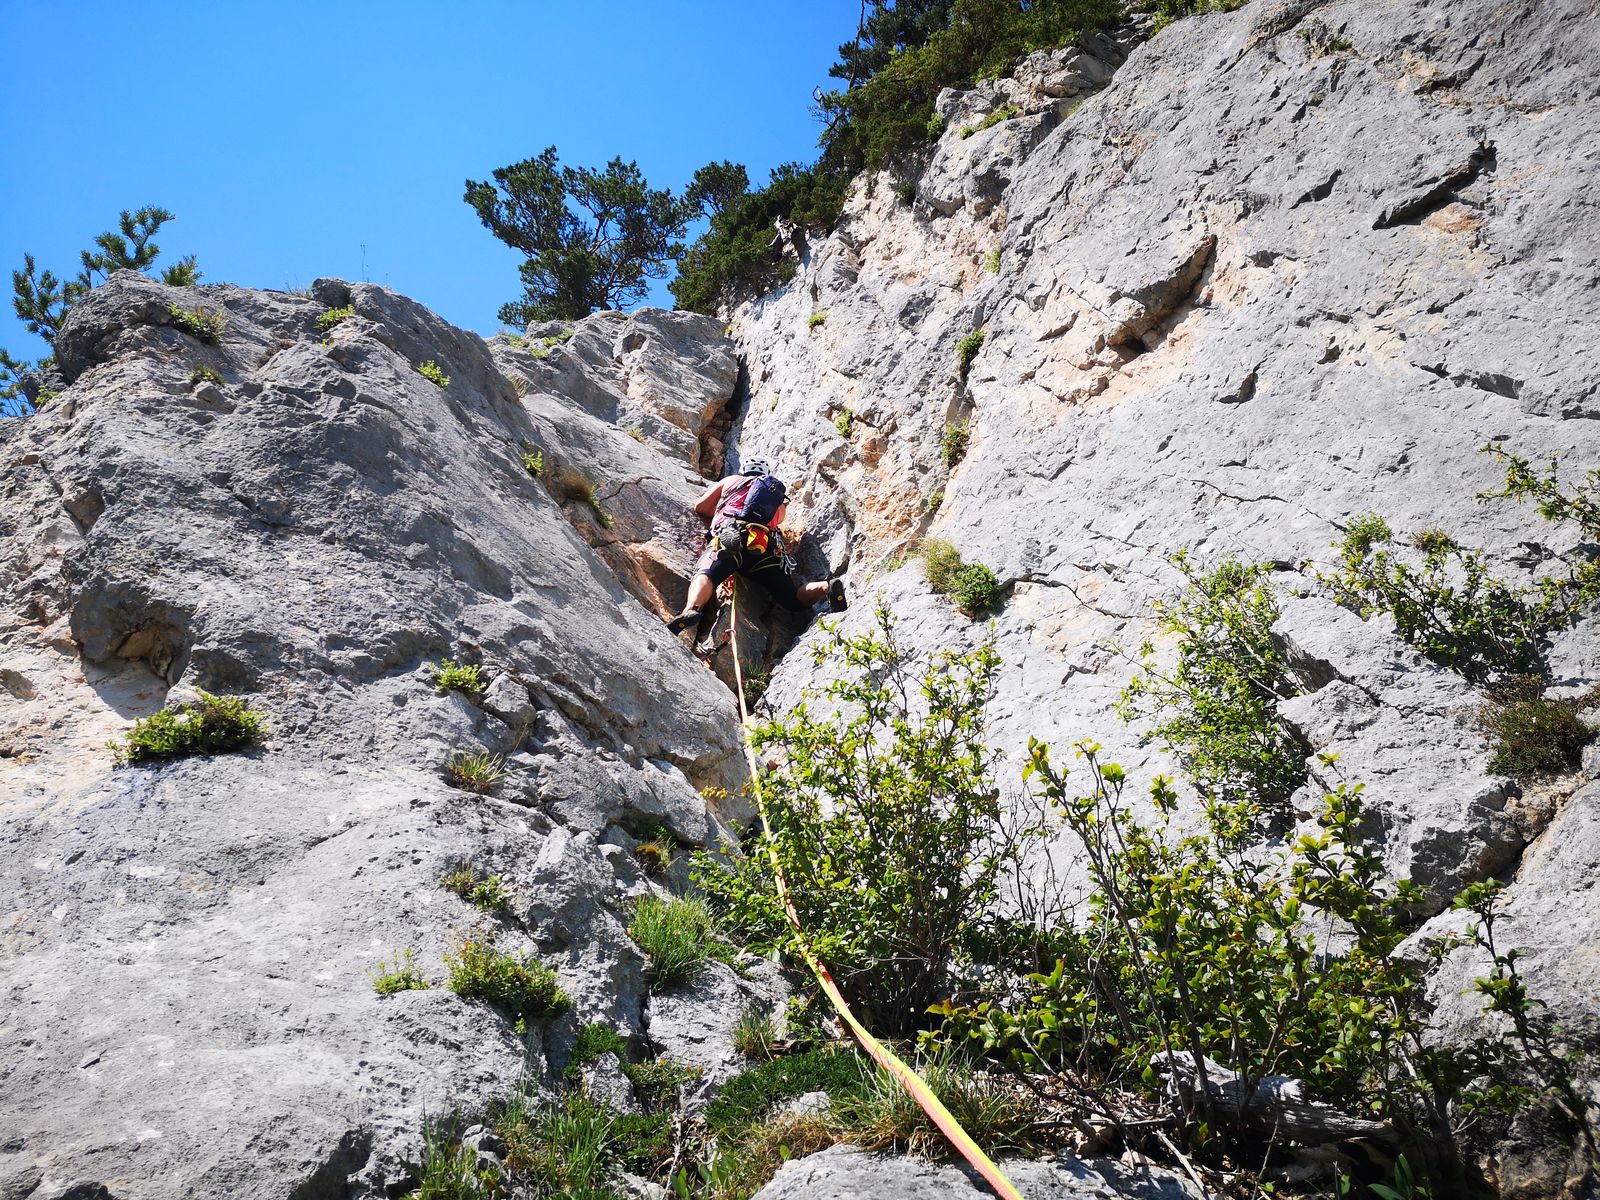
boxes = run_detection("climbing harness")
[726,588,1025,1200]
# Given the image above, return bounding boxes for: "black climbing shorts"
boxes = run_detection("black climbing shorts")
[693,536,810,613]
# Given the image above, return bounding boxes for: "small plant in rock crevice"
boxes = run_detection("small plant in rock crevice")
[519,441,544,477]
[316,304,355,335]
[731,1006,780,1061]
[832,407,853,439]
[632,826,678,878]
[431,658,486,696]
[188,365,223,386]
[954,325,985,379]
[417,359,450,389]
[958,103,1018,139]
[444,936,570,1020]
[982,247,1001,273]
[112,692,265,765]
[370,948,428,996]
[807,310,827,330]
[444,749,507,795]
[919,538,1001,617]
[169,303,225,344]
[941,420,970,469]
[1478,680,1595,778]
[441,863,515,914]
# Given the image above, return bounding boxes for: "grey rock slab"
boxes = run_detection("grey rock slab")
[1273,596,1523,908]
[751,1145,1200,1199]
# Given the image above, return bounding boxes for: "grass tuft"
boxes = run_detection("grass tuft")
[444,750,507,795]
[627,896,717,991]
[1480,681,1596,778]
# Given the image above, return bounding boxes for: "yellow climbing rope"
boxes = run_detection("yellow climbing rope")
[725,586,1025,1200]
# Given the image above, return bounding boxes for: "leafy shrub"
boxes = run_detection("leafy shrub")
[982,247,1001,273]
[941,420,969,468]
[34,388,59,407]
[1147,0,1246,33]
[188,365,223,386]
[169,303,225,344]
[924,489,944,514]
[112,691,265,765]
[431,658,485,695]
[950,562,1001,615]
[921,537,963,593]
[316,304,355,334]
[807,310,828,330]
[954,325,985,378]
[1117,551,1306,817]
[370,948,428,996]
[418,360,450,389]
[444,750,507,795]
[731,1006,780,1060]
[832,407,853,438]
[694,607,1036,1037]
[1480,681,1595,778]
[520,442,544,477]
[627,896,717,991]
[444,936,570,1020]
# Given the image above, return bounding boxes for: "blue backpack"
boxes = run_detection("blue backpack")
[717,472,787,526]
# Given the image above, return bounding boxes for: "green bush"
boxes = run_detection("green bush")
[444,936,570,1020]
[919,539,1000,616]
[694,606,1036,1038]
[950,562,1000,615]
[169,303,225,344]
[431,658,485,695]
[1117,551,1306,818]
[188,365,223,386]
[982,247,1001,273]
[418,360,450,389]
[444,750,506,795]
[316,304,355,334]
[954,325,985,378]
[941,421,969,468]
[920,536,962,593]
[112,691,265,765]
[1480,682,1595,778]
[627,896,717,991]
[807,310,828,329]
[370,948,428,996]
[833,407,853,438]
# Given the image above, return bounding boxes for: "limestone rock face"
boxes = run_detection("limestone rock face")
[0,272,745,1197]
[737,0,1599,924]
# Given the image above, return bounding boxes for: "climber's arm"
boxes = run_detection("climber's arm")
[692,477,733,520]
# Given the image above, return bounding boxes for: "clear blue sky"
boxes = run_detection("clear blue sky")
[0,1,859,363]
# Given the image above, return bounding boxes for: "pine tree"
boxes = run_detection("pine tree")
[465,147,694,326]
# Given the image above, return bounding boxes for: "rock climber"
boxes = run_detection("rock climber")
[666,459,847,634]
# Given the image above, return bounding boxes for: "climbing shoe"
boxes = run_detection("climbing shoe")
[828,578,848,613]
[666,607,702,634]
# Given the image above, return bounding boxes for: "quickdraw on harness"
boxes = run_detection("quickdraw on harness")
[725,588,1024,1200]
